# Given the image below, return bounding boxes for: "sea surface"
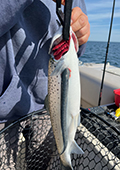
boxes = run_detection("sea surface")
[80,41,120,68]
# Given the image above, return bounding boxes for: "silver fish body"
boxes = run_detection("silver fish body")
[47,26,84,170]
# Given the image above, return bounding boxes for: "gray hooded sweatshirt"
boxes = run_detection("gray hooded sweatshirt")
[0,0,87,122]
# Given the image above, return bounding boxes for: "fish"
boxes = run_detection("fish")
[45,26,84,170]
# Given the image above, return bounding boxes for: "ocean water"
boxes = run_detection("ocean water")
[80,41,120,68]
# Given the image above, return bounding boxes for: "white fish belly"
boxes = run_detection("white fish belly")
[68,60,80,116]
[67,60,80,140]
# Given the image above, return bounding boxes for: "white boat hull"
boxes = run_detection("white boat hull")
[79,62,120,108]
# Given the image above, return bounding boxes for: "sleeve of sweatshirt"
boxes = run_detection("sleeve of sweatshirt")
[0,0,33,37]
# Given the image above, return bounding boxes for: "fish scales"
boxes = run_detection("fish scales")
[48,58,64,154]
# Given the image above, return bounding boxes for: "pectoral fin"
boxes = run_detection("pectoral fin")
[61,162,73,170]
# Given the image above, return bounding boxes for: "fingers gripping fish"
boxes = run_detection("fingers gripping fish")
[46,26,84,170]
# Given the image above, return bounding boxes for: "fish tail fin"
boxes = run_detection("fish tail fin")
[71,140,84,155]
[61,161,73,170]
[60,140,84,170]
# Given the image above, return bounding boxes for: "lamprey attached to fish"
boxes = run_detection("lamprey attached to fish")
[45,26,84,170]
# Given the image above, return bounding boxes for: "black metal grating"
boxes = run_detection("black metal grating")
[0,108,120,170]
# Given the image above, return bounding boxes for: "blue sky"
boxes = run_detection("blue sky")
[85,0,120,42]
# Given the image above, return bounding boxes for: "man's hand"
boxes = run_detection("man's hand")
[71,7,90,46]
[53,1,90,45]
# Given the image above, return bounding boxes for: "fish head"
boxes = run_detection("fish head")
[49,26,79,62]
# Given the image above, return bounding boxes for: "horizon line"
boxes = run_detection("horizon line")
[87,40,120,43]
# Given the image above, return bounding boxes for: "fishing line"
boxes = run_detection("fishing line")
[98,0,116,106]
